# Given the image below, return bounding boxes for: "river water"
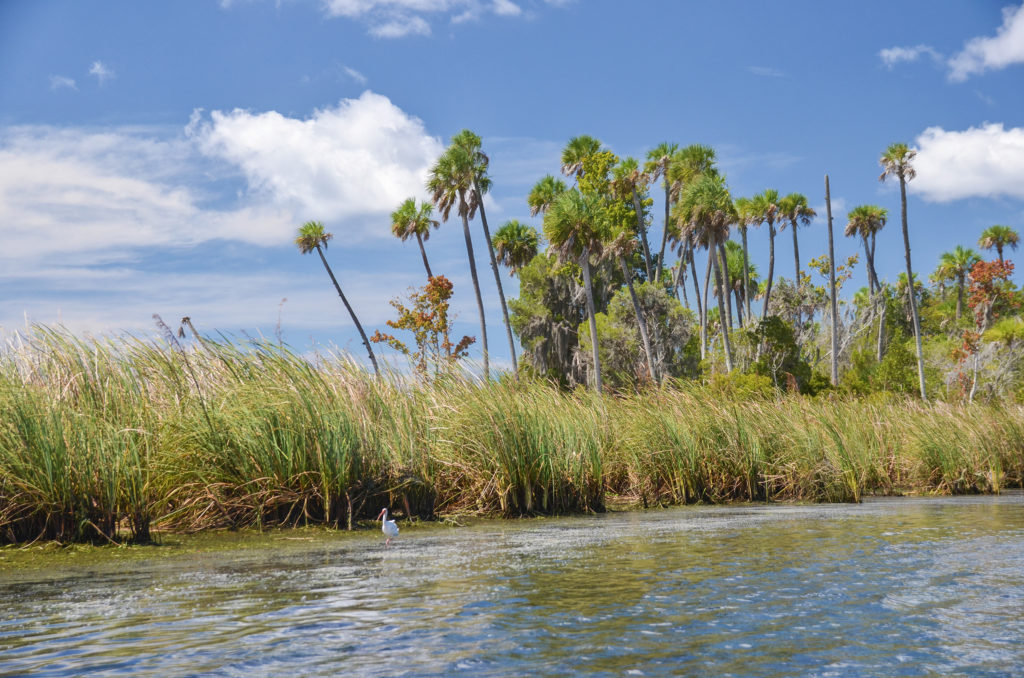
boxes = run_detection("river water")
[2,495,1023,677]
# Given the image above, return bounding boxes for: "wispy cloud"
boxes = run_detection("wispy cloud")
[88,60,116,85]
[878,44,943,69]
[948,2,1024,82]
[49,75,77,91]
[344,65,368,84]
[911,123,1024,202]
[747,66,786,78]
[369,14,431,37]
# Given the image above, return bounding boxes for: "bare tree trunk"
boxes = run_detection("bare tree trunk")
[475,188,518,377]
[702,251,713,358]
[876,295,886,362]
[689,243,702,329]
[791,217,801,286]
[656,180,670,283]
[899,176,927,400]
[675,258,690,309]
[416,232,433,280]
[460,212,489,380]
[621,257,657,384]
[956,275,964,320]
[316,246,380,377]
[581,248,602,394]
[826,175,839,387]
[719,241,734,331]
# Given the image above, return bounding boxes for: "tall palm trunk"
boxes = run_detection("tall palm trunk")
[861,237,876,293]
[825,174,839,387]
[719,241,734,331]
[734,288,744,325]
[791,218,801,285]
[656,180,670,283]
[899,176,927,400]
[581,248,602,394]
[632,188,653,281]
[876,292,887,362]
[474,189,518,376]
[956,274,965,320]
[674,259,690,309]
[689,243,702,328]
[740,225,752,324]
[460,211,489,380]
[712,237,733,371]
[702,251,713,358]
[315,245,380,377]
[761,222,777,322]
[415,232,433,279]
[620,257,657,383]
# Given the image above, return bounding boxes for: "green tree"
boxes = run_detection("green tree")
[844,204,888,294]
[492,220,541,276]
[560,135,604,180]
[390,197,439,279]
[295,220,380,377]
[936,245,982,321]
[544,189,610,392]
[427,142,491,379]
[450,130,519,378]
[750,189,782,322]
[777,192,816,285]
[606,225,658,382]
[610,157,654,280]
[527,175,567,216]
[644,141,678,283]
[978,224,1020,264]
[880,142,926,399]
[676,174,737,371]
[733,196,756,323]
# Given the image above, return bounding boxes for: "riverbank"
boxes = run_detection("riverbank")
[2,329,1022,545]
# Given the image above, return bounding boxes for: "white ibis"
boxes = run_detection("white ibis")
[377,508,399,546]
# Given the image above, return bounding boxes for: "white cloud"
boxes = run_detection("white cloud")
[189,91,443,228]
[878,44,943,69]
[949,3,1024,81]
[88,60,115,84]
[49,75,77,91]
[911,123,1024,202]
[320,0,532,36]
[493,0,520,16]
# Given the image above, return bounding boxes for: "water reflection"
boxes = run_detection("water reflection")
[2,495,1023,677]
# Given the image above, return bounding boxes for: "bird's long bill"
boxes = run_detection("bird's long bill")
[376,508,386,520]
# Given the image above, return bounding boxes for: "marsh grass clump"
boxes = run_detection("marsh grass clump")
[0,327,1022,545]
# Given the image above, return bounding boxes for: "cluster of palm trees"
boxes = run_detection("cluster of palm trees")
[293,130,1019,399]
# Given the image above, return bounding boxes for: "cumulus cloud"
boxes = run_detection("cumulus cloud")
[189,91,443,228]
[878,44,943,69]
[88,60,115,84]
[492,0,520,16]
[911,123,1024,202]
[948,3,1024,81]
[49,75,77,91]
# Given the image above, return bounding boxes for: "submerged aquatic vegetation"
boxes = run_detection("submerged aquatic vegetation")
[0,327,1021,544]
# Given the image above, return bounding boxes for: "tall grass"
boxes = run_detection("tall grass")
[0,327,1021,544]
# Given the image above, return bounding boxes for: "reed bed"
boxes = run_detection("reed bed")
[0,328,1021,544]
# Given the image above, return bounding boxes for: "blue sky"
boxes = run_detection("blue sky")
[2,0,1023,369]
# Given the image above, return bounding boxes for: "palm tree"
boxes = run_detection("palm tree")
[644,142,678,283]
[610,157,654,280]
[749,189,782,322]
[676,174,737,371]
[936,245,981,320]
[295,220,379,377]
[390,198,439,279]
[527,175,567,217]
[733,195,756,323]
[777,192,816,286]
[978,224,1020,264]
[606,225,659,383]
[449,130,519,377]
[844,205,888,294]
[492,220,541,275]
[543,189,609,392]
[427,143,491,379]
[724,240,758,327]
[880,141,926,400]
[560,135,603,180]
